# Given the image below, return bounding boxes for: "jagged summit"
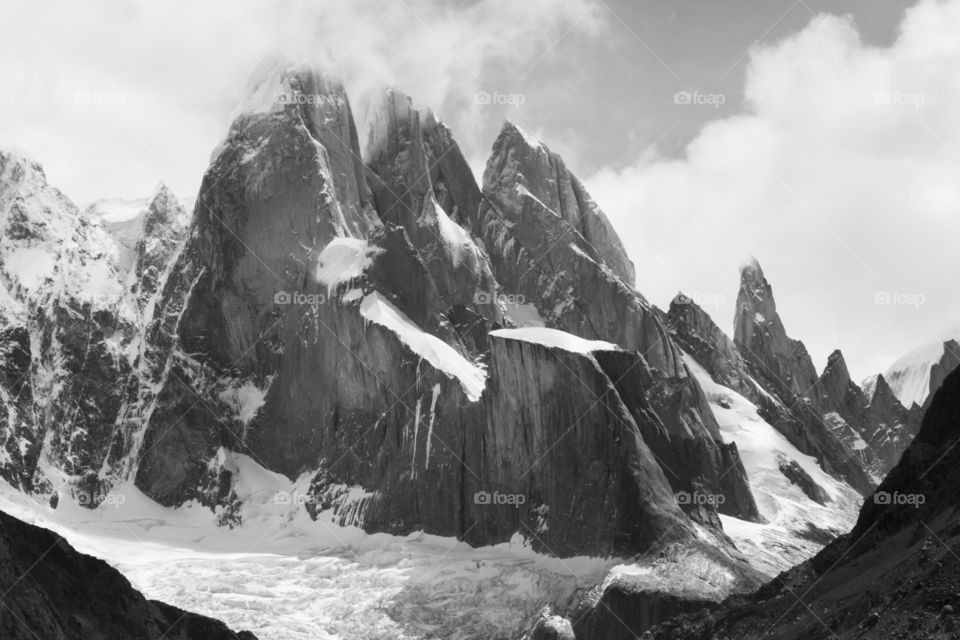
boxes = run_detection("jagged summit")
[822,349,852,384]
[482,119,636,287]
[0,146,46,182]
[734,258,818,397]
[739,255,763,274]
[233,62,347,118]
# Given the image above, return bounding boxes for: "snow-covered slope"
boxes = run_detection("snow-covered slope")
[0,471,611,640]
[0,147,124,306]
[684,356,861,575]
[874,335,960,407]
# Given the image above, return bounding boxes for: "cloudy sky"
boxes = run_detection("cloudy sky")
[1,0,957,379]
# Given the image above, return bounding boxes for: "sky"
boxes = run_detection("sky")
[0,0,957,379]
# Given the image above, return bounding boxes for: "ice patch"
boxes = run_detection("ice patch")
[427,195,473,266]
[219,380,269,427]
[4,247,55,290]
[315,238,381,293]
[503,300,545,328]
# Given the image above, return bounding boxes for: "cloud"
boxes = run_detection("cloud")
[0,0,602,204]
[587,0,960,379]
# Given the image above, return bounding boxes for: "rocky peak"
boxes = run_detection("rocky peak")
[666,292,754,397]
[734,258,819,399]
[818,349,855,407]
[91,182,187,276]
[226,64,377,238]
[481,120,636,286]
[366,89,483,232]
[363,88,502,327]
[869,373,896,406]
[141,182,185,236]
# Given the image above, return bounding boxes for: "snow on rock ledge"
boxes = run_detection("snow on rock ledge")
[315,237,381,293]
[359,291,486,400]
[490,327,621,354]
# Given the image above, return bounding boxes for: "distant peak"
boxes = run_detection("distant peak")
[366,87,441,160]
[822,349,851,383]
[152,181,176,199]
[233,62,346,119]
[500,120,545,151]
[671,291,704,311]
[827,349,846,364]
[873,372,895,397]
[0,146,46,181]
[739,256,764,277]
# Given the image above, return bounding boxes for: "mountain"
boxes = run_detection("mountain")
[732,259,918,482]
[667,298,864,554]
[644,364,960,640]
[731,260,877,490]
[0,148,189,502]
[0,68,767,561]
[86,186,189,273]
[79,65,766,559]
[0,64,925,639]
[0,507,255,639]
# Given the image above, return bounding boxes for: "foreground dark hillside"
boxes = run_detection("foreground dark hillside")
[0,509,256,640]
[641,366,960,640]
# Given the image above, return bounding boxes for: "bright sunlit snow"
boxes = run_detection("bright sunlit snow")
[0,476,611,640]
[316,237,381,293]
[360,292,487,400]
[684,355,861,575]
[490,327,620,354]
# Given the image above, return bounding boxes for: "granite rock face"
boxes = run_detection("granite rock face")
[116,70,760,556]
[15,68,925,567]
[734,259,819,399]
[815,350,920,478]
[480,121,635,288]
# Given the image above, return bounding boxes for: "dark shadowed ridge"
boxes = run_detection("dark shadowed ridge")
[0,508,256,639]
